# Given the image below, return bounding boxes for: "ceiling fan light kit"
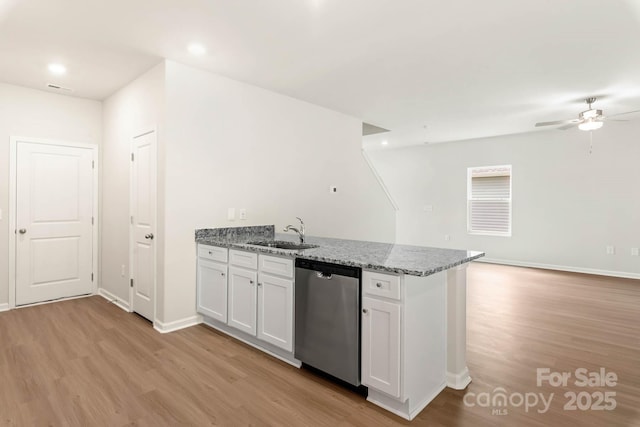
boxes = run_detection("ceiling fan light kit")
[578,117,603,131]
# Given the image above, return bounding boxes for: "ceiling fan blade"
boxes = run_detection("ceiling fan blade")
[535,119,579,127]
[606,109,640,118]
[558,122,579,130]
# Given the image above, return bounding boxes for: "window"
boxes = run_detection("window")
[467,165,512,236]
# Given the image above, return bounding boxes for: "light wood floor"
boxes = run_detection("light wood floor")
[0,263,638,426]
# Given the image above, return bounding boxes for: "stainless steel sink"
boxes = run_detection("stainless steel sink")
[247,240,319,250]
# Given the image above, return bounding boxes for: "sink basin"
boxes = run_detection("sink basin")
[247,240,319,250]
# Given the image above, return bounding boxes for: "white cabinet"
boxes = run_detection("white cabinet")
[361,269,446,421]
[257,272,293,352]
[201,247,295,353]
[361,296,401,398]
[196,258,228,322]
[227,266,258,336]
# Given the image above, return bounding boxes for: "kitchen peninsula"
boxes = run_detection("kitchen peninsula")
[195,225,484,420]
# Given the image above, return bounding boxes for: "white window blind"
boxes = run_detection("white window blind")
[468,166,511,236]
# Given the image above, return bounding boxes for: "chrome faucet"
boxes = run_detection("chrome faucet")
[284,217,305,244]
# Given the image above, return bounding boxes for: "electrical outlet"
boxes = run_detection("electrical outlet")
[631,248,639,256]
[239,208,247,220]
[227,208,235,221]
[606,245,615,255]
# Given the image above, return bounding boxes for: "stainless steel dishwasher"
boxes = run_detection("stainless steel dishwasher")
[294,258,361,386]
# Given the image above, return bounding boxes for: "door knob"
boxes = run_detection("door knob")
[18,228,27,234]
[145,233,154,240]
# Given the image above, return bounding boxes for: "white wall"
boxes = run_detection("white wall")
[0,83,102,307]
[368,123,640,277]
[101,63,165,309]
[161,60,396,324]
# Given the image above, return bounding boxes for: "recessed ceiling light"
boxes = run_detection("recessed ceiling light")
[48,63,66,75]
[188,43,206,55]
[381,140,389,145]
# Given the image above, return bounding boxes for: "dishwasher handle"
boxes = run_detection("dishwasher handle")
[315,271,333,280]
[295,258,361,279]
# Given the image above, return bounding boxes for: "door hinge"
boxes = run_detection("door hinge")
[92,160,95,169]
[91,273,94,282]
[91,216,94,225]
[131,153,134,161]
[130,278,134,288]
[130,216,134,225]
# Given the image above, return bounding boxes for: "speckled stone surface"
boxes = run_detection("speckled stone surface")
[195,225,274,243]
[195,226,484,277]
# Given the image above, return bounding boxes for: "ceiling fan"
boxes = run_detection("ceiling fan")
[535,97,640,131]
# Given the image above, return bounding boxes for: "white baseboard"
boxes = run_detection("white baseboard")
[477,258,640,280]
[153,315,202,334]
[447,367,472,390]
[202,318,301,368]
[367,382,446,421]
[367,389,412,420]
[0,303,9,312]
[98,288,131,312]
[409,382,447,420]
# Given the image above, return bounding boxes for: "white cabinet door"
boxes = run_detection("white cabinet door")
[257,273,293,352]
[362,296,402,398]
[228,266,258,336]
[197,258,228,322]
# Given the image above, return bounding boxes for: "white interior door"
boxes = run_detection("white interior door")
[131,130,156,321]
[15,142,94,306]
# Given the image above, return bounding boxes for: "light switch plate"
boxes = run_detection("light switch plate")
[228,208,236,221]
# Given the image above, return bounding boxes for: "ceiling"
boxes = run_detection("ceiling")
[2,0,640,148]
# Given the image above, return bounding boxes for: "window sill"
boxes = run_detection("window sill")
[468,231,512,237]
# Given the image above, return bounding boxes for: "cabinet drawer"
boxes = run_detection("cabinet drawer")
[230,249,258,269]
[198,244,228,263]
[362,271,401,300]
[259,254,293,278]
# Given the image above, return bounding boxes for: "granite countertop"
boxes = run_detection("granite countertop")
[195,226,484,277]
